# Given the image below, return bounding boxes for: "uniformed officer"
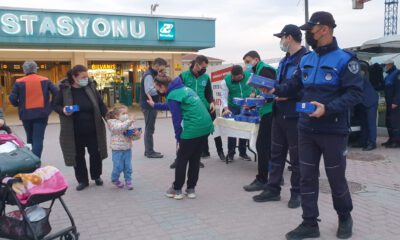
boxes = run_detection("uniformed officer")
[221,65,253,161]
[264,12,363,239]
[382,59,400,148]
[242,51,277,191]
[180,55,225,165]
[352,61,379,151]
[252,24,307,209]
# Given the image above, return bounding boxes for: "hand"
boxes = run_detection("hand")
[222,108,232,116]
[134,129,141,137]
[0,119,4,128]
[392,104,398,109]
[147,99,155,108]
[275,97,288,102]
[261,87,275,94]
[309,101,326,118]
[176,143,180,152]
[210,102,216,113]
[63,107,73,116]
[249,92,256,98]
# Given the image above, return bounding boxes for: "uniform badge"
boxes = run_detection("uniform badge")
[325,72,333,81]
[348,60,360,74]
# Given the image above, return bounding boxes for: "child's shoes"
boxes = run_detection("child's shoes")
[126,181,134,190]
[112,180,124,188]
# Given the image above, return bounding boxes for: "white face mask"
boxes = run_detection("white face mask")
[280,42,289,53]
[119,114,129,122]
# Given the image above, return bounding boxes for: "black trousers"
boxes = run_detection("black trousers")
[74,133,102,184]
[203,110,223,154]
[227,106,247,155]
[298,131,353,225]
[174,135,208,190]
[267,115,300,195]
[255,113,273,184]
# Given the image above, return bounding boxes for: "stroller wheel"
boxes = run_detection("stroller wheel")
[60,231,79,240]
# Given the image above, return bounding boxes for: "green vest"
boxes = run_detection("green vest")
[256,61,276,116]
[181,70,210,109]
[225,71,253,109]
[167,86,214,140]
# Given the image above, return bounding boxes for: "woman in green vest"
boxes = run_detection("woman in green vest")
[242,51,277,193]
[147,75,214,200]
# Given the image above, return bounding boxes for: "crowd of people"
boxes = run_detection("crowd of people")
[6,10,400,240]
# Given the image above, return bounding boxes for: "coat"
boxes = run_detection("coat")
[53,79,108,167]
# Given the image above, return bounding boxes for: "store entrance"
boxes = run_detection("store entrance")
[0,61,71,110]
[87,61,151,107]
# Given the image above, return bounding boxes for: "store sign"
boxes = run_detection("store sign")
[91,64,117,70]
[158,21,175,41]
[0,8,215,51]
[211,66,232,110]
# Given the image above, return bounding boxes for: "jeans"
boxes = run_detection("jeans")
[111,150,133,182]
[22,117,48,158]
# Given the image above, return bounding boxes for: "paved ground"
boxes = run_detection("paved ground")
[2,118,400,240]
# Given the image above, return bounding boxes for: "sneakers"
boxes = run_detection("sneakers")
[226,154,234,162]
[239,153,251,161]
[381,139,393,146]
[243,179,265,192]
[185,188,196,199]
[253,190,281,202]
[199,161,205,168]
[385,142,400,148]
[112,180,124,188]
[362,143,376,151]
[218,151,225,161]
[145,152,164,158]
[126,181,134,190]
[337,215,353,239]
[201,152,211,159]
[285,222,320,240]
[94,178,103,186]
[165,186,184,200]
[288,194,301,209]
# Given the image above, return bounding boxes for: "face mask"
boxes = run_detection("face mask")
[198,68,207,76]
[119,114,129,122]
[305,31,318,49]
[280,42,289,53]
[157,90,166,96]
[79,78,89,87]
[246,64,253,72]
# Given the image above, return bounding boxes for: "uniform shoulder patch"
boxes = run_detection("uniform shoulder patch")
[348,60,360,74]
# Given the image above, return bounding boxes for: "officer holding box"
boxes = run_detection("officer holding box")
[265,12,363,239]
[252,25,307,209]
[221,65,253,161]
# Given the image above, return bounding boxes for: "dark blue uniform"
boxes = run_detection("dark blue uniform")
[384,66,400,144]
[275,38,363,225]
[354,73,379,147]
[267,46,308,196]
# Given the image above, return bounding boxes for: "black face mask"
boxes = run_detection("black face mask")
[157,90,166,96]
[305,31,318,50]
[198,68,207,76]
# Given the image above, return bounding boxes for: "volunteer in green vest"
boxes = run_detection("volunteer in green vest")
[147,75,214,200]
[242,51,277,192]
[180,55,225,165]
[221,65,253,161]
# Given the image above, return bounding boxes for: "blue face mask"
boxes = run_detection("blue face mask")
[246,64,253,72]
[79,78,89,87]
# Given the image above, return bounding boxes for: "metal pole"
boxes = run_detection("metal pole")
[304,0,310,50]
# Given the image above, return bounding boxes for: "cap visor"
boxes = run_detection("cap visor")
[273,33,283,38]
[299,22,314,30]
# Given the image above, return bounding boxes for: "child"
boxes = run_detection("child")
[147,75,214,200]
[106,104,141,190]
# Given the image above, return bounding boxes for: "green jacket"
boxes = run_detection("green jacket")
[167,86,214,140]
[255,61,276,116]
[180,70,211,109]
[225,71,253,110]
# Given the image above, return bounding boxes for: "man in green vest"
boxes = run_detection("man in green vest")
[242,51,277,192]
[180,55,225,166]
[221,65,253,161]
[147,75,214,200]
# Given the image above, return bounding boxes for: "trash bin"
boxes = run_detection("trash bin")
[119,84,133,106]
[103,87,115,107]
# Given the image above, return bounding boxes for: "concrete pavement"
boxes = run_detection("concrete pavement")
[3,118,400,240]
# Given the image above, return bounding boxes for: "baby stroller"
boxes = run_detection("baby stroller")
[0,133,79,240]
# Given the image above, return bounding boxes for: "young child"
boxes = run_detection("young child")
[106,104,141,190]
